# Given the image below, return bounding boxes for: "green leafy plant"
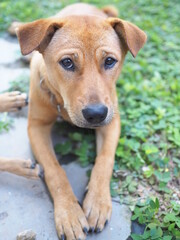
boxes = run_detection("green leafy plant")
[0,113,13,133]
[131,198,180,240]
[55,130,95,167]
[8,74,30,93]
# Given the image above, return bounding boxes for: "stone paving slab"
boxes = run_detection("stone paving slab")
[0,67,29,92]
[0,34,29,92]
[0,37,20,65]
[0,117,131,240]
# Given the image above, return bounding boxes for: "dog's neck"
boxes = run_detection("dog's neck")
[39,75,73,124]
[39,76,62,115]
[37,58,73,123]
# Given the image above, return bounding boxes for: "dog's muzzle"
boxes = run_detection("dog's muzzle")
[82,104,108,124]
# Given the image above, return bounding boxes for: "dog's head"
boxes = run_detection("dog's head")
[17,15,146,128]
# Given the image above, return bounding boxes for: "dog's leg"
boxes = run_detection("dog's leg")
[28,120,89,240]
[0,157,41,179]
[83,113,120,232]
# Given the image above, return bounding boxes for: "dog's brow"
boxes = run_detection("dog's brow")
[96,46,121,59]
[54,48,82,61]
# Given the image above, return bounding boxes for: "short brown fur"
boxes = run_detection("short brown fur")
[14,3,146,240]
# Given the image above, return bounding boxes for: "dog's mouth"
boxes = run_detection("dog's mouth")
[69,110,114,129]
[66,104,114,129]
[83,117,113,129]
[74,120,110,129]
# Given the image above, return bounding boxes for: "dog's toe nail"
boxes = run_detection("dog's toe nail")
[89,227,95,233]
[60,234,65,240]
[78,201,82,207]
[18,107,22,110]
[96,228,101,233]
[83,227,88,235]
[105,220,108,226]
[38,165,44,179]
[25,96,29,105]
[84,189,88,197]
[30,162,36,169]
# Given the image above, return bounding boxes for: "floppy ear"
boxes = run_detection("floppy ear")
[16,18,64,55]
[101,5,119,17]
[107,18,147,57]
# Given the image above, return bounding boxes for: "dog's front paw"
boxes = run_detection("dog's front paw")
[83,188,112,233]
[54,198,89,240]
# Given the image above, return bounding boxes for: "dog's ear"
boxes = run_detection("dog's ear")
[102,6,119,17]
[16,19,64,55]
[107,18,147,57]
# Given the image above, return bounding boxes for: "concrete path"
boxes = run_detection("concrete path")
[0,34,131,240]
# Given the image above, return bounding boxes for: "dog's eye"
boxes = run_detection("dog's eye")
[104,57,117,70]
[60,58,74,71]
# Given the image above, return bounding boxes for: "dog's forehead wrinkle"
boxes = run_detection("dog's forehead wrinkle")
[50,17,118,50]
[51,29,82,48]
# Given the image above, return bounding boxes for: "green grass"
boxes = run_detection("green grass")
[0,0,180,239]
[0,113,13,133]
[7,74,30,93]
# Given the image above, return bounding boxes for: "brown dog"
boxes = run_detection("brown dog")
[16,3,147,240]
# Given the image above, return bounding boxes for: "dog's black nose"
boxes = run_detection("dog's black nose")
[82,104,108,124]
